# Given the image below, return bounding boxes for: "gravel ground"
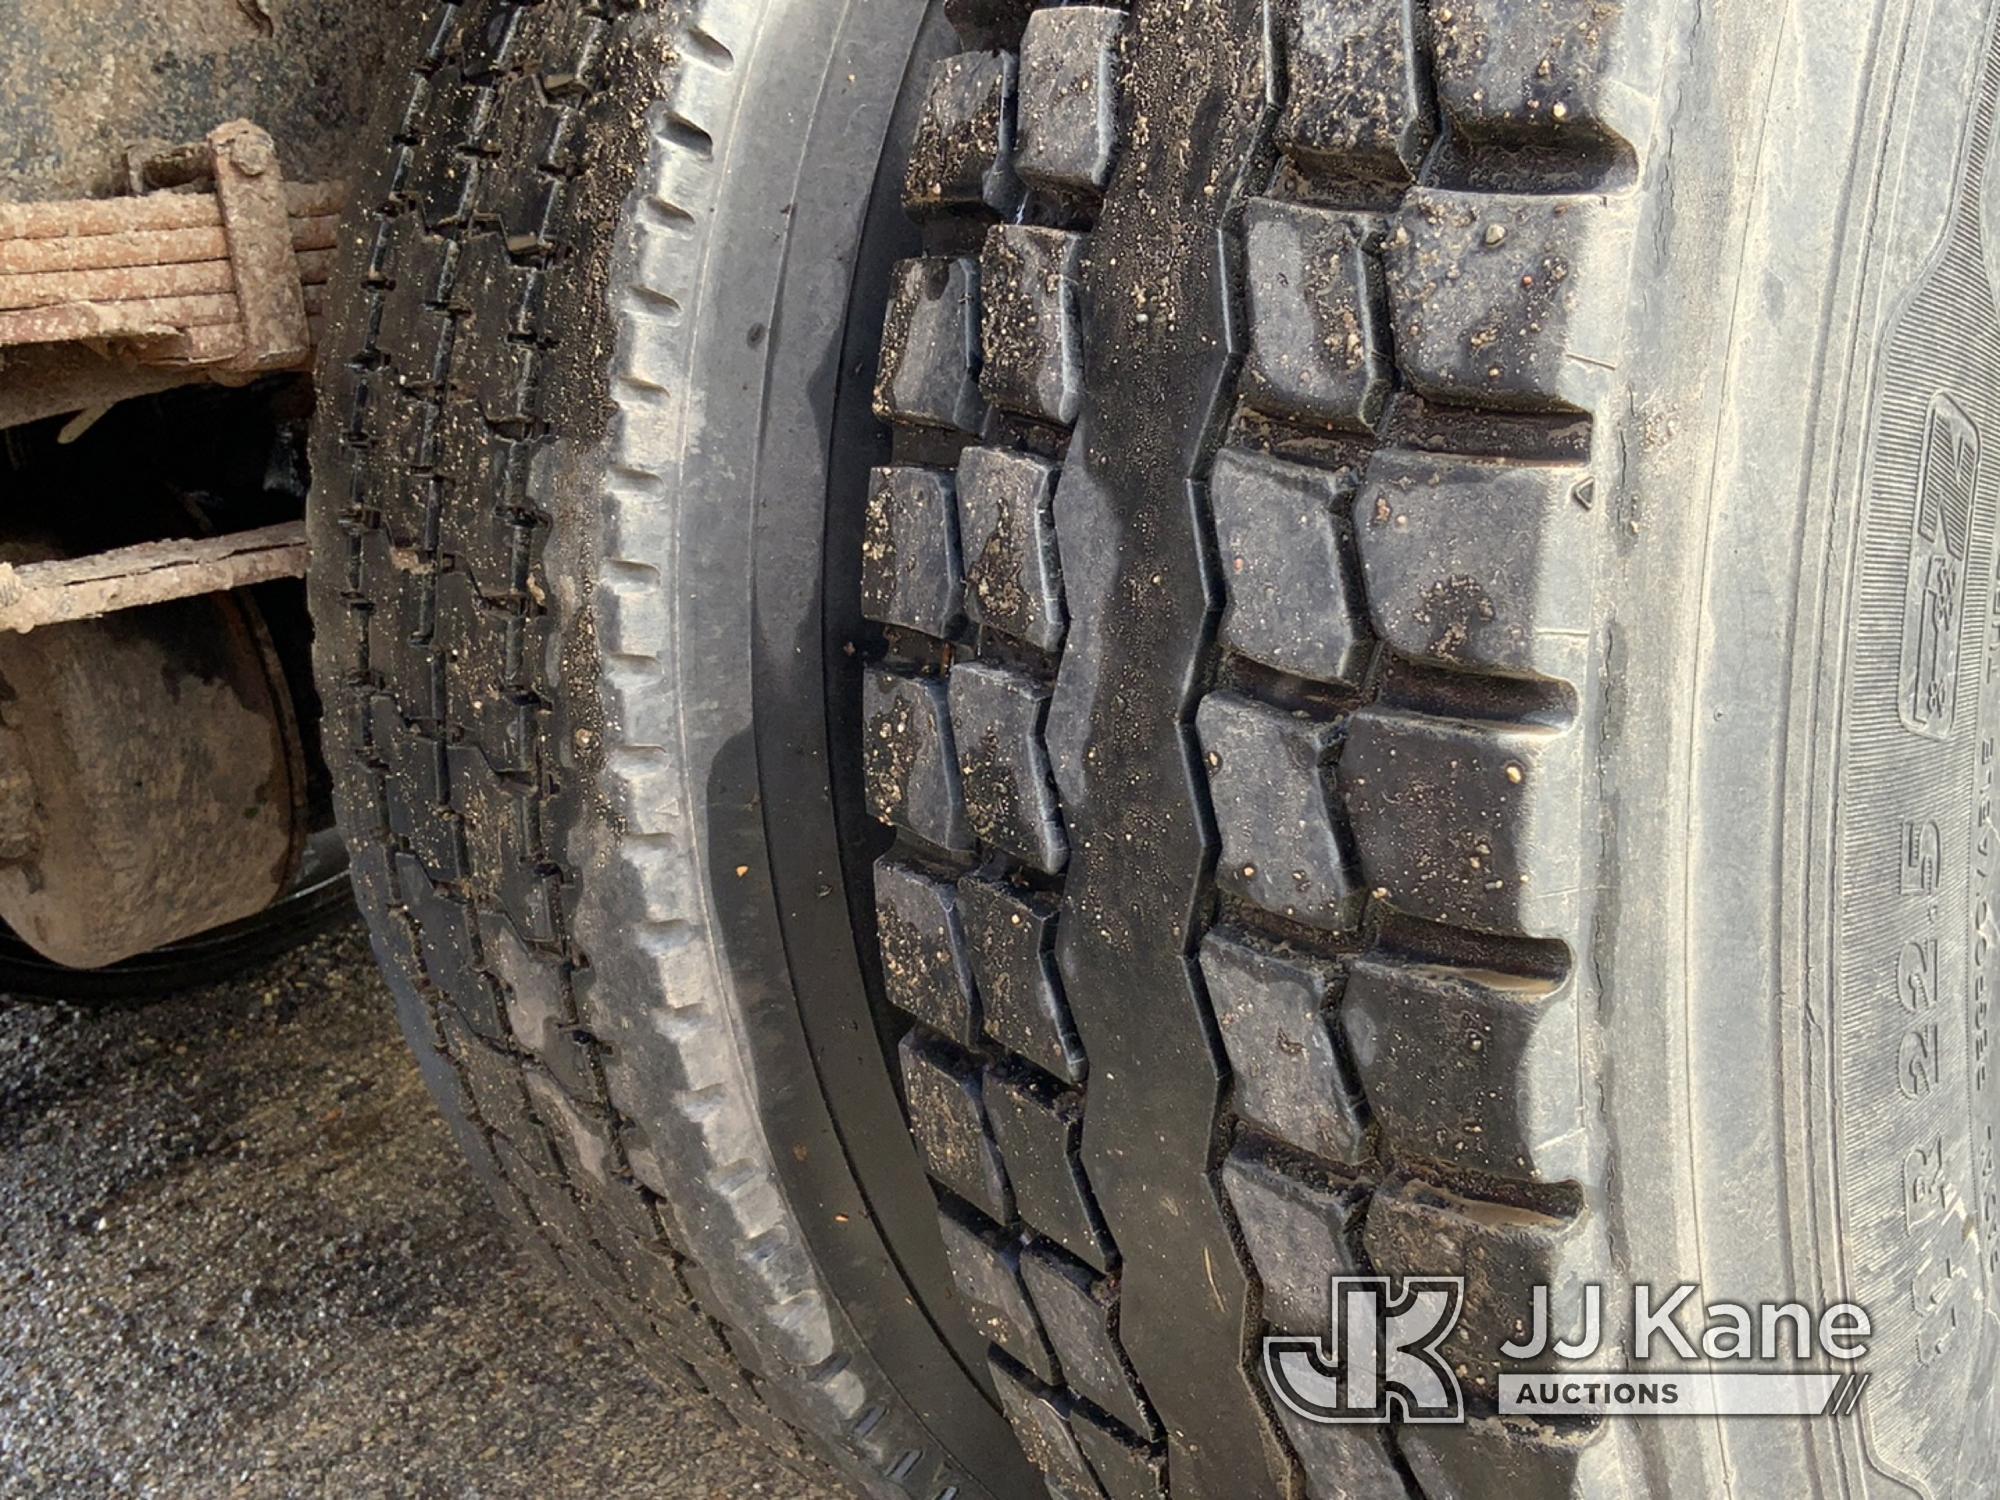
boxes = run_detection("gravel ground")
[0,920,848,1500]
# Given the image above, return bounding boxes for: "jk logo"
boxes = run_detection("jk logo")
[1263,1276,1466,1425]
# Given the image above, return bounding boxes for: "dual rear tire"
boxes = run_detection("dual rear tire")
[309,1,2000,1495]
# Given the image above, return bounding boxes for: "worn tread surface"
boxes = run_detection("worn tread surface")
[309,2,995,1497]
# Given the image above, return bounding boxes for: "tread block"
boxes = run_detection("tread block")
[1269,1404,1404,1500]
[957,445,1067,652]
[479,908,594,1100]
[938,1201,1061,1384]
[900,1031,1013,1222]
[359,532,432,705]
[357,850,420,975]
[1022,1243,1154,1437]
[1430,0,1647,158]
[476,906,565,1044]
[397,853,507,1039]
[450,744,559,945]
[875,857,981,1045]
[1384,189,1627,412]
[1219,1146,1366,1334]
[1196,693,1362,932]
[1402,1415,1632,1500]
[1356,451,1595,680]
[1363,1176,1612,1399]
[985,1072,1112,1272]
[377,710,466,881]
[442,1011,547,1167]
[1276,0,1435,184]
[875,255,987,433]
[980,225,1087,425]
[861,465,966,636]
[1201,931,1367,1165]
[521,1069,647,1238]
[448,488,542,612]
[578,1173,672,1270]
[496,1134,594,1253]
[990,1355,1108,1499]
[904,51,1022,218]
[435,570,536,773]
[1241,198,1390,432]
[1211,445,1370,688]
[1015,5,1125,194]
[863,667,974,854]
[1070,1412,1166,1500]
[1340,707,1580,937]
[1343,955,1588,1185]
[949,661,1068,873]
[944,0,1036,47]
[959,875,1086,1083]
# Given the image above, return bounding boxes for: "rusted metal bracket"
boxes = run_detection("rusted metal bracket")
[208,121,313,373]
[0,121,339,411]
[0,522,307,634]
[0,540,307,968]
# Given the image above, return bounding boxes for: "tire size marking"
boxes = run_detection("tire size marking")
[1899,394,1979,739]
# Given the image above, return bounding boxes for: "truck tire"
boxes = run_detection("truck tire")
[308,0,2000,1496]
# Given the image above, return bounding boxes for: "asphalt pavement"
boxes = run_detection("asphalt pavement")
[0,920,848,1499]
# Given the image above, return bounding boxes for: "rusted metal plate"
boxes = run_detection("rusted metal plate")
[0,284,327,348]
[0,181,341,237]
[0,248,334,312]
[0,345,202,433]
[0,212,335,275]
[0,522,307,634]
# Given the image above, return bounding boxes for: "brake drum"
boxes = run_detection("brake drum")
[0,580,303,968]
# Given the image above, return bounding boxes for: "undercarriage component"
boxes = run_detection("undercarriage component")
[0,122,339,429]
[1,0,386,204]
[0,556,305,968]
[0,828,351,1000]
[0,521,307,633]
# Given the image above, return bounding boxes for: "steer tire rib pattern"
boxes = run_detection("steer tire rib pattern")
[308,3,987,1497]
[869,2,1665,1497]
